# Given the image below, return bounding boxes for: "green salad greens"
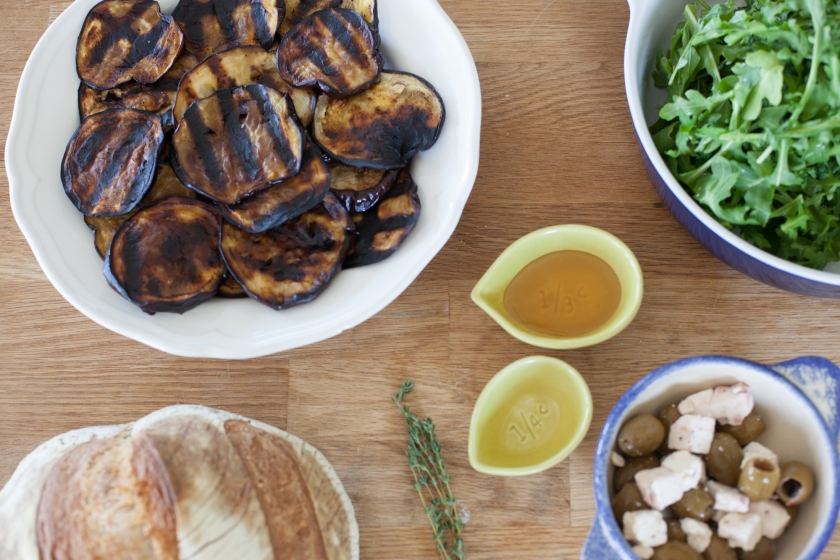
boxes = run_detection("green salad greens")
[651,0,840,268]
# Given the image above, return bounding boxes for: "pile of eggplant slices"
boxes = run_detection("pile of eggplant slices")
[62,0,445,314]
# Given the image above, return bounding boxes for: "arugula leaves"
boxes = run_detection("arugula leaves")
[651,0,840,268]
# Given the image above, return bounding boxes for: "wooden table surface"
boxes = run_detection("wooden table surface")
[2,0,840,558]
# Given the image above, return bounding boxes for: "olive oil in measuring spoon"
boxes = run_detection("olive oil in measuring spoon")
[503,251,621,337]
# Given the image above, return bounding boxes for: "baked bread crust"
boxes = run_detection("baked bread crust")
[0,406,358,560]
[225,419,328,559]
[35,431,178,560]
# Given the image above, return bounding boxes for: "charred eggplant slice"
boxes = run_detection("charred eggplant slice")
[313,71,444,168]
[328,161,397,213]
[62,108,164,217]
[79,82,173,128]
[173,46,316,126]
[280,0,339,34]
[77,0,184,90]
[173,0,282,60]
[342,0,376,27]
[142,162,198,202]
[277,8,382,97]
[78,53,200,129]
[218,271,248,297]
[85,214,132,259]
[171,84,304,204]
[105,197,225,314]
[221,193,353,309]
[218,139,330,233]
[345,168,420,268]
[85,164,197,258]
[280,0,376,34]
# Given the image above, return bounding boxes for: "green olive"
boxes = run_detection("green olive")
[612,482,646,525]
[738,457,781,502]
[672,488,714,521]
[618,414,667,457]
[667,519,687,542]
[652,541,703,560]
[737,538,776,560]
[719,412,766,446]
[777,461,815,506]
[659,404,682,452]
[705,432,743,487]
[785,504,799,524]
[614,454,660,491]
[704,536,737,560]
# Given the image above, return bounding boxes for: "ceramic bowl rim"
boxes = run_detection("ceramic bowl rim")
[470,225,644,350]
[593,355,840,560]
[624,0,840,287]
[468,355,593,477]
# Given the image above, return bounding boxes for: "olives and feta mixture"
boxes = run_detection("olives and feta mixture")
[612,383,815,560]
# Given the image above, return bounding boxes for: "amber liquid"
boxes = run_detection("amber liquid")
[503,250,621,338]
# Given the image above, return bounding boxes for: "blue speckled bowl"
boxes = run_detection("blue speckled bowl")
[581,356,840,560]
[625,0,840,297]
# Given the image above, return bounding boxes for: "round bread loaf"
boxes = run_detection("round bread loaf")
[0,405,358,560]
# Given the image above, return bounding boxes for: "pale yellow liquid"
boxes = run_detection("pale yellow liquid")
[475,374,585,469]
[503,250,621,338]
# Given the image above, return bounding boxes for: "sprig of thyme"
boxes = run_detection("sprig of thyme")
[393,380,465,560]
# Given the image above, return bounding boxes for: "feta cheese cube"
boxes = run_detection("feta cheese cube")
[740,442,779,470]
[678,388,713,416]
[709,383,754,426]
[611,451,626,468]
[631,545,654,559]
[668,414,716,454]
[749,500,791,539]
[662,450,705,492]
[635,467,685,510]
[623,510,668,548]
[680,518,713,553]
[706,480,749,513]
[718,512,763,551]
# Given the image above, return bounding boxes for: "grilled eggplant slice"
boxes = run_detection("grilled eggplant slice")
[62,108,164,217]
[342,0,376,27]
[173,46,316,126]
[345,168,419,268]
[328,161,397,213]
[105,197,225,314]
[144,163,199,201]
[279,0,376,34]
[218,271,248,297]
[85,164,197,258]
[86,214,131,259]
[218,139,329,233]
[173,0,282,60]
[79,82,173,127]
[277,8,382,97]
[313,71,444,168]
[221,192,352,309]
[78,53,199,129]
[171,84,304,204]
[77,0,184,90]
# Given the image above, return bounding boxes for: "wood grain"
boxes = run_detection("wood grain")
[1,0,840,558]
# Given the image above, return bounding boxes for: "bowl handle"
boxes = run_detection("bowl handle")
[581,516,627,560]
[771,356,840,449]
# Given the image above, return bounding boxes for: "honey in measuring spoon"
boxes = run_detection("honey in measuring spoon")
[503,250,621,337]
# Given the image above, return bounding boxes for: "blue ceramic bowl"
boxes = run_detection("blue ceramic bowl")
[582,356,840,560]
[624,0,840,297]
